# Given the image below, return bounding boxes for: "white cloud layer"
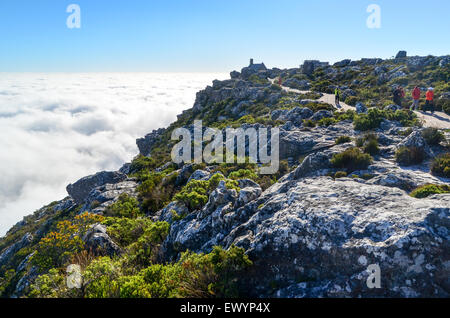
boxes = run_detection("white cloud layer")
[0,73,227,236]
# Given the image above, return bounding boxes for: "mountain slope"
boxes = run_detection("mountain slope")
[1,52,449,298]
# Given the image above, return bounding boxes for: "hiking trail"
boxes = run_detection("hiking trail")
[271,80,450,129]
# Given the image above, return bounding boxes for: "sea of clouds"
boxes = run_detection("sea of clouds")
[0,72,227,236]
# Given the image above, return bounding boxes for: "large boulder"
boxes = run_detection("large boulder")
[311,110,333,121]
[396,130,433,158]
[82,180,139,213]
[66,171,127,205]
[82,224,121,257]
[301,60,329,76]
[395,51,407,59]
[224,177,450,297]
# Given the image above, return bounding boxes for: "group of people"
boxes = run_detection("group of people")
[334,86,435,114]
[394,85,435,114]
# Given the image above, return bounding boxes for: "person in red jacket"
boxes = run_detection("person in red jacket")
[425,87,435,114]
[410,86,421,111]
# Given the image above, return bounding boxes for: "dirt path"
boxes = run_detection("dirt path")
[273,81,450,129]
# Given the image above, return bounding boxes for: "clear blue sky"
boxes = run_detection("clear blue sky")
[0,0,449,72]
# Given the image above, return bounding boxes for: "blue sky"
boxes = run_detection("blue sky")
[0,0,449,72]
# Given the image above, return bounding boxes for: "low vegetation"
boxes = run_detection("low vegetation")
[410,184,450,198]
[430,153,450,178]
[29,245,252,298]
[331,148,373,172]
[335,136,352,145]
[395,146,425,166]
[174,173,239,211]
[421,128,445,146]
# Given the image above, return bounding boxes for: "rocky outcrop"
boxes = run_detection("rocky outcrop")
[193,80,271,113]
[0,233,33,267]
[301,60,329,76]
[282,78,310,90]
[226,177,449,297]
[82,180,139,213]
[136,128,166,156]
[272,107,313,126]
[356,102,368,114]
[66,171,127,205]
[82,224,121,257]
[334,59,351,67]
[395,51,407,59]
[397,130,434,158]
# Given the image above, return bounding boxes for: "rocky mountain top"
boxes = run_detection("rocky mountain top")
[1,52,449,298]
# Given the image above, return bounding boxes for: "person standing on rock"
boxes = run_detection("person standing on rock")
[393,86,405,108]
[335,87,340,106]
[424,87,435,114]
[410,86,421,111]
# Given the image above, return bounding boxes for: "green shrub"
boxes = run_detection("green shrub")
[126,221,170,268]
[361,173,375,180]
[118,264,183,298]
[228,169,258,181]
[83,257,122,298]
[395,146,425,166]
[29,268,69,298]
[354,108,420,131]
[387,110,421,127]
[353,108,385,131]
[54,246,253,299]
[130,155,157,174]
[422,128,445,145]
[345,96,358,106]
[102,217,154,247]
[334,171,348,178]
[303,119,316,127]
[177,246,252,298]
[399,127,414,137]
[105,194,142,219]
[335,136,352,145]
[137,172,177,213]
[334,110,356,122]
[33,213,104,270]
[317,117,337,127]
[430,153,450,178]
[175,174,239,211]
[363,138,380,155]
[410,184,450,198]
[356,133,380,155]
[0,269,16,297]
[331,148,373,172]
[248,75,269,85]
[439,99,450,115]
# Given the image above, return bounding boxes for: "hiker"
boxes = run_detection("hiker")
[410,86,421,111]
[278,77,283,86]
[335,87,340,106]
[393,86,405,108]
[424,87,435,114]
